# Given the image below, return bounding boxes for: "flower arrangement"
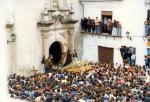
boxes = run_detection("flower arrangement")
[63,60,92,73]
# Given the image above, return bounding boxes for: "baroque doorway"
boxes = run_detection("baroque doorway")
[49,41,62,65]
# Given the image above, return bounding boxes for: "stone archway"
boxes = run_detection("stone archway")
[49,41,62,65]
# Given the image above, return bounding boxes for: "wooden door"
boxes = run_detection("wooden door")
[98,46,114,62]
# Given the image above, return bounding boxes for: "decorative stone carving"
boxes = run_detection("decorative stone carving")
[37,0,78,65]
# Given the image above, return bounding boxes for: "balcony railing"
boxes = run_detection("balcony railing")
[81,31,122,40]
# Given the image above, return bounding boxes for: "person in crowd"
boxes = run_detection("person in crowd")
[123,48,128,60]
[120,46,126,59]
[87,17,92,33]
[112,20,118,36]
[34,94,46,102]
[91,19,95,34]
[131,52,136,66]
[44,55,53,73]
[103,17,108,33]
[127,51,132,65]
[73,50,78,59]
[107,18,113,35]
[144,18,150,36]
[41,55,45,64]
[40,55,45,73]
[148,55,150,68]
[117,21,122,36]
[95,17,100,34]
[144,55,149,68]
[147,55,150,73]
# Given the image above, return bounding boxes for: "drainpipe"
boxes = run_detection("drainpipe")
[79,1,84,18]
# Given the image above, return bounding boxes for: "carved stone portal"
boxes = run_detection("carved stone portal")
[37,0,78,65]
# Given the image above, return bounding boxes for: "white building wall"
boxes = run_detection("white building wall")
[82,35,123,64]
[82,0,148,65]
[10,0,50,75]
[0,0,10,101]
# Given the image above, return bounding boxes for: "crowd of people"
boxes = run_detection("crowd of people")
[80,17,122,36]
[120,46,136,66]
[8,61,150,102]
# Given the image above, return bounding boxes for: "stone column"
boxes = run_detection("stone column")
[64,24,75,61]
[69,29,75,52]
[64,25,69,48]
[42,34,45,56]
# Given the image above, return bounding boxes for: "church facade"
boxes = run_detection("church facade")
[1,0,149,75]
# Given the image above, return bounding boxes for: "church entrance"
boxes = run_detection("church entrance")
[98,46,114,63]
[49,41,62,65]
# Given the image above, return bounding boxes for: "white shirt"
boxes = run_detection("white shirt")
[131,54,136,60]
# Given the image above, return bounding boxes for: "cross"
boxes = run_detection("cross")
[30,66,38,75]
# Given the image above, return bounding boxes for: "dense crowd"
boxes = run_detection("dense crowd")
[8,62,150,102]
[80,17,121,36]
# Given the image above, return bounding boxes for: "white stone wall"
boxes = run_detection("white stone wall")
[0,0,10,101]
[82,0,148,65]
[9,0,51,75]
[82,35,123,64]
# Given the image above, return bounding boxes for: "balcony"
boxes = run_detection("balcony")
[81,31,122,40]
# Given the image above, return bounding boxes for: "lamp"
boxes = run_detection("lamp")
[126,31,132,40]
[7,33,16,44]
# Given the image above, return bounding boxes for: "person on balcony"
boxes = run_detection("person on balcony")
[112,20,117,36]
[117,21,122,36]
[95,17,100,34]
[87,17,92,33]
[107,19,113,35]
[99,20,102,34]
[80,18,84,32]
[103,17,108,33]
[83,17,88,32]
[144,18,150,36]
[91,19,95,34]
